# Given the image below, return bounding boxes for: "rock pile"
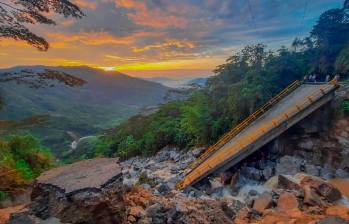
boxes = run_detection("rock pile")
[7,149,349,224]
[121,147,204,193]
[235,173,349,224]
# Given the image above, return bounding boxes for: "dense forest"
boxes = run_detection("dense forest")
[94,1,349,159]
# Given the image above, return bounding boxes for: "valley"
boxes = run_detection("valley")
[0,66,176,157]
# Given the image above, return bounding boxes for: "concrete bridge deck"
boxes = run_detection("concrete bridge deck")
[177,81,339,189]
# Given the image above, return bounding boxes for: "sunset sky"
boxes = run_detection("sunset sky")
[0,0,344,78]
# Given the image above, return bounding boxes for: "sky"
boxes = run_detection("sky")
[0,0,344,78]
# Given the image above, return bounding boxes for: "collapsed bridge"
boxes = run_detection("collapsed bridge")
[177,80,339,190]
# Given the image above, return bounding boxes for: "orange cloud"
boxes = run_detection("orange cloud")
[0,39,31,47]
[104,54,143,62]
[47,31,163,48]
[114,0,188,29]
[133,39,196,53]
[72,0,97,9]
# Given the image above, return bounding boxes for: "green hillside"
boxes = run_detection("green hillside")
[0,66,170,156]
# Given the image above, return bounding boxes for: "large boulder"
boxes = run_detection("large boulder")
[300,176,342,203]
[9,158,127,224]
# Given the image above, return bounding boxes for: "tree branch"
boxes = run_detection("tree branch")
[0,1,25,12]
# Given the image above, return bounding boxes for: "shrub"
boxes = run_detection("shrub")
[0,135,55,195]
[0,191,8,201]
[342,100,349,114]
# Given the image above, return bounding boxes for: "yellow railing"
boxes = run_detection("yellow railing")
[177,80,338,190]
[188,80,302,170]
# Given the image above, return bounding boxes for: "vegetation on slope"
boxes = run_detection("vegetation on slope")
[93,1,349,159]
[0,135,55,200]
[0,66,171,156]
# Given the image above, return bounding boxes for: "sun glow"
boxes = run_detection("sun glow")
[99,66,116,71]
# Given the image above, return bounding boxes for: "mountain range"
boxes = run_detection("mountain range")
[0,66,171,156]
[145,76,208,88]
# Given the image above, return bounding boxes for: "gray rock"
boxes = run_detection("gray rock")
[157,183,170,194]
[317,216,349,224]
[222,199,246,219]
[305,164,320,176]
[9,212,38,224]
[133,161,145,170]
[191,147,205,157]
[275,156,302,176]
[335,169,349,178]
[145,203,168,224]
[320,167,335,179]
[155,150,170,162]
[169,151,180,161]
[262,167,273,180]
[188,191,195,198]
[240,167,263,181]
[248,190,259,197]
[298,139,314,150]
[141,184,151,190]
[179,162,188,170]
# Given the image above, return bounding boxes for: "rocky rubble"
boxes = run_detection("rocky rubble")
[7,145,349,224]
[7,148,247,224]
[120,147,204,193]
[234,174,349,224]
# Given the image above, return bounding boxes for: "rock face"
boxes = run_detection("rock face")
[9,158,126,224]
[36,158,122,194]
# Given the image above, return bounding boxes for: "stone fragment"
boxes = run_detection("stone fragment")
[221,199,246,219]
[305,164,320,176]
[219,171,233,184]
[303,185,324,206]
[276,192,298,212]
[335,169,349,178]
[209,177,224,190]
[252,192,273,214]
[277,175,302,191]
[262,167,273,180]
[301,176,342,202]
[275,156,302,176]
[240,167,263,181]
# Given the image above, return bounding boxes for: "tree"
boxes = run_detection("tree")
[0,69,86,88]
[0,0,84,51]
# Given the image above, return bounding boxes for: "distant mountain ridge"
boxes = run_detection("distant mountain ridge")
[0,66,170,155]
[145,76,209,88]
